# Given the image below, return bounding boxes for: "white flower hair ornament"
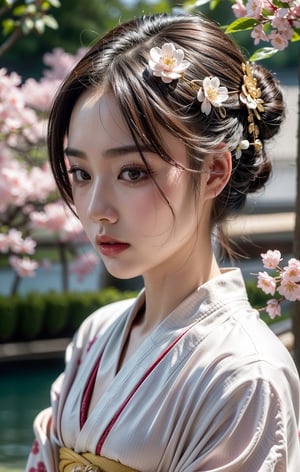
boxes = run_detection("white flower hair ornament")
[147,43,264,157]
[148,43,229,117]
[148,43,190,84]
[196,76,229,116]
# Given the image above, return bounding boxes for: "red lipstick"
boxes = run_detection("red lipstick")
[95,235,130,256]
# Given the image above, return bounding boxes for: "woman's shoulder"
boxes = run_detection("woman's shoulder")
[79,296,138,336]
[63,295,140,367]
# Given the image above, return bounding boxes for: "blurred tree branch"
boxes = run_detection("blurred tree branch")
[0,0,60,56]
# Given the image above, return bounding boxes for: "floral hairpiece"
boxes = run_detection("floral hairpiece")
[237,62,264,157]
[148,43,229,117]
[148,43,190,84]
[147,43,264,157]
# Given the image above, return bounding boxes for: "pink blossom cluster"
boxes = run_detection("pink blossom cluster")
[0,68,42,146]
[23,47,86,112]
[0,229,38,277]
[257,249,300,318]
[0,228,36,254]
[0,47,90,286]
[70,251,99,281]
[30,202,84,241]
[232,0,300,50]
[9,255,39,278]
[0,147,56,212]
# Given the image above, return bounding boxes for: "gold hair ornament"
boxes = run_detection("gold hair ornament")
[147,44,264,156]
[239,62,264,154]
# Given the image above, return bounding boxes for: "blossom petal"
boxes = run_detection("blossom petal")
[201,99,212,115]
[210,76,221,88]
[161,43,176,56]
[149,47,163,62]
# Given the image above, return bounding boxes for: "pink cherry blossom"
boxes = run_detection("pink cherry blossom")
[271,14,293,35]
[265,299,281,319]
[269,31,289,50]
[22,77,61,112]
[232,0,247,18]
[278,279,300,302]
[27,164,56,201]
[261,249,282,269]
[0,142,12,164]
[246,0,264,19]
[256,250,300,317]
[22,48,86,112]
[0,47,98,292]
[0,229,35,255]
[70,251,99,280]
[281,258,300,283]
[30,202,84,241]
[1,163,32,208]
[43,47,86,81]
[0,176,13,213]
[257,271,277,296]
[251,24,268,45]
[233,0,299,52]
[30,202,69,232]
[6,229,23,253]
[0,233,11,253]
[9,255,38,277]
[17,236,37,255]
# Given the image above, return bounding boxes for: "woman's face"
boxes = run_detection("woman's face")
[66,89,211,281]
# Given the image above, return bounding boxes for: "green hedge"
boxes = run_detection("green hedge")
[0,288,136,343]
[0,283,291,343]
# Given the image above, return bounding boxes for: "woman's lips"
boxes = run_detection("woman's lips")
[95,235,130,256]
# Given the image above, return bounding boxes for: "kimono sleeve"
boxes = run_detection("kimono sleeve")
[25,337,77,472]
[25,376,63,471]
[176,364,300,472]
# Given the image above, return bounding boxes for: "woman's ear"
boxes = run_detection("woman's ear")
[202,148,232,201]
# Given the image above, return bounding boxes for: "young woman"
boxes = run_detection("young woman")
[26,13,300,472]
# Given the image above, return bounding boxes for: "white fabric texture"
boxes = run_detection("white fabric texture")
[26,269,300,471]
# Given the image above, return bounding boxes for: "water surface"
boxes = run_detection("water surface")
[0,360,63,471]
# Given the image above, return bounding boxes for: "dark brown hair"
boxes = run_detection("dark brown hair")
[47,13,285,248]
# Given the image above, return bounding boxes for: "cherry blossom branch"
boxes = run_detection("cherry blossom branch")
[0,26,22,56]
[255,250,300,318]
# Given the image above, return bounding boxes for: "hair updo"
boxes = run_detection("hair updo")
[48,13,285,241]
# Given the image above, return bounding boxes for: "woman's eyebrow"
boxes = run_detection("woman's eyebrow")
[64,144,155,159]
[103,144,155,158]
[64,147,86,159]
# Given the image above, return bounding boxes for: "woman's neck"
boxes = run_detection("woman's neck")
[116,246,220,373]
[140,249,220,332]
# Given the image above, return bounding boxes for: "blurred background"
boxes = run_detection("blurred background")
[0,1,297,470]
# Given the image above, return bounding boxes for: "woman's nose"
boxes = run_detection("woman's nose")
[87,179,118,224]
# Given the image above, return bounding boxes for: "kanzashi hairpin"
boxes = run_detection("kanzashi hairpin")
[239,62,264,154]
[148,43,265,156]
[148,43,190,84]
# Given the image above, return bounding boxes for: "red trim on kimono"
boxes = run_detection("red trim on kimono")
[80,353,103,429]
[96,326,191,455]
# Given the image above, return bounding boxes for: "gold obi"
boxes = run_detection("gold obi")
[59,447,138,472]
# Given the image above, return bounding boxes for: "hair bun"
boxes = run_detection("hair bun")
[232,64,285,197]
[252,63,286,141]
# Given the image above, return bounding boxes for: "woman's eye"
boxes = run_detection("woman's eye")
[68,167,90,183]
[119,167,150,183]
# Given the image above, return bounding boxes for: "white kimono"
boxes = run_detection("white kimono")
[26,269,300,471]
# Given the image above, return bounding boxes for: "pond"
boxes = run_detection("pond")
[0,360,63,472]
